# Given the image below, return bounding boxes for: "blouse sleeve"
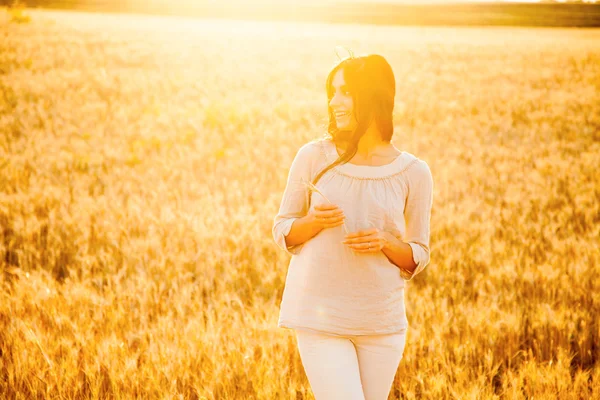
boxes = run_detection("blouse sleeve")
[402,159,434,281]
[272,142,316,255]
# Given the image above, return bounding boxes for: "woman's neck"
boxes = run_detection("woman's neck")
[336,124,389,157]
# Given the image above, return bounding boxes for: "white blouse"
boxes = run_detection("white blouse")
[272,138,434,335]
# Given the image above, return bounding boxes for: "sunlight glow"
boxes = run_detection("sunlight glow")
[239,0,599,3]
[206,0,600,4]
[206,0,600,3]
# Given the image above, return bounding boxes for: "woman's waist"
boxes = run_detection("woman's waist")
[280,288,408,331]
[289,252,405,294]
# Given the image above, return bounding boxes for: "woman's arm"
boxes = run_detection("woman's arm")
[272,142,343,254]
[381,232,419,276]
[343,228,418,278]
[395,159,434,280]
[280,213,323,248]
[342,159,433,280]
[272,143,315,255]
[273,142,346,255]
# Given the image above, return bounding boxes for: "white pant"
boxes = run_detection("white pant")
[294,328,407,400]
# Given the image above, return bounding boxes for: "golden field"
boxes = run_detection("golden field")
[1,7,599,400]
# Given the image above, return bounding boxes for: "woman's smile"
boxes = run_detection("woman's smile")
[334,110,351,118]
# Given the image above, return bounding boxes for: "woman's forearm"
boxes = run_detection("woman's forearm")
[283,214,324,248]
[381,233,418,275]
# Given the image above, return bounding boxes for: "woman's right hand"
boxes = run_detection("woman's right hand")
[309,204,346,230]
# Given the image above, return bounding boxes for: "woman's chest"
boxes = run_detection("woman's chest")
[309,173,408,232]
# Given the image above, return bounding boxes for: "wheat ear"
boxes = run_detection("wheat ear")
[301,178,349,234]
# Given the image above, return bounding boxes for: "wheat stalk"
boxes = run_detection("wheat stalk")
[301,177,349,234]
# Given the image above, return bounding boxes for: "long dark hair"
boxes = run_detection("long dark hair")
[312,53,396,186]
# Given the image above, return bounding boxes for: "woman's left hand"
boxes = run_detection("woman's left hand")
[341,228,392,253]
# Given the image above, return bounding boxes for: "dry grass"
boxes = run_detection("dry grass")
[5,1,31,24]
[1,8,599,400]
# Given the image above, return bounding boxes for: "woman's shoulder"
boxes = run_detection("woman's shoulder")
[401,152,433,183]
[402,151,428,169]
[294,137,330,161]
[300,137,328,151]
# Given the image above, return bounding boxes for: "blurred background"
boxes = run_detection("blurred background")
[3,0,600,26]
[1,0,599,399]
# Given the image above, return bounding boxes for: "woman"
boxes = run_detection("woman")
[272,53,434,400]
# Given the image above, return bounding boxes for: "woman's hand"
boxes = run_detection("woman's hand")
[309,204,346,230]
[341,228,393,253]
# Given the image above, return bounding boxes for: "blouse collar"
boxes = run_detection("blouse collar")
[321,139,417,180]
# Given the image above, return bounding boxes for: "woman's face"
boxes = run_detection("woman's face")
[329,69,357,132]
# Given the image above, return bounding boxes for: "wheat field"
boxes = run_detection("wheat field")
[1,7,599,400]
